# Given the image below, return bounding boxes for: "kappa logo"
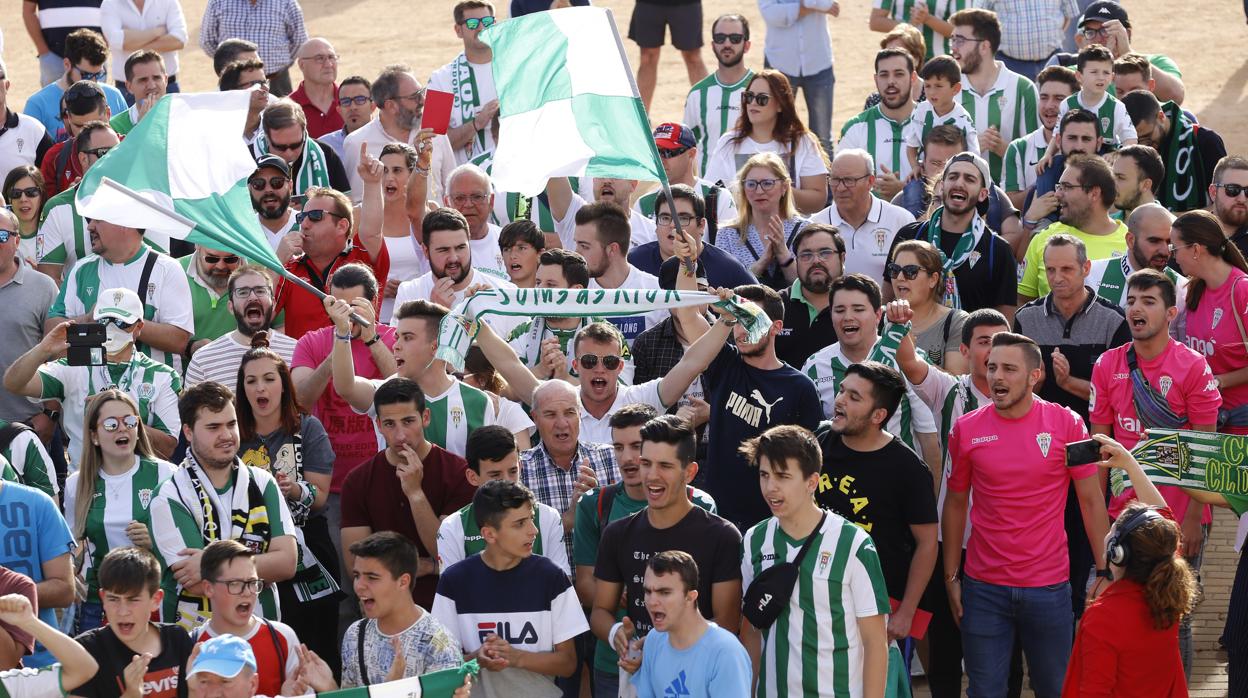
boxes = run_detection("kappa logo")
[1213,308,1225,330]
[1159,376,1173,397]
[970,435,998,445]
[1036,432,1052,457]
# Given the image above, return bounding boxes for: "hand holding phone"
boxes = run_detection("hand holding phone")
[1065,438,1102,467]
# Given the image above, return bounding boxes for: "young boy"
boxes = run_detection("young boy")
[192,541,299,698]
[74,548,195,698]
[342,532,462,688]
[628,551,750,698]
[904,55,981,178]
[433,480,586,698]
[436,425,568,574]
[1051,44,1138,156]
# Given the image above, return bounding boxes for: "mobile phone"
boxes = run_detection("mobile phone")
[290,193,308,208]
[420,89,455,135]
[66,321,106,367]
[1065,438,1102,467]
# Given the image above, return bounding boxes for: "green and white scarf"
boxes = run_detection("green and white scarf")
[1109,428,1248,500]
[437,287,771,370]
[917,207,985,310]
[1157,101,1206,211]
[293,661,479,698]
[253,134,330,195]
[451,53,488,158]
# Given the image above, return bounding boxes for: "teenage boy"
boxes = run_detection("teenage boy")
[74,548,194,698]
[904,56,980,177]
[628,551,751,698]
[739,424,890,698]
[499,220,546,288]
[433,480,586,698]
[0,593,97,697]
[192,541,299,698]
[1043,45,1136,164]
[437,425,568,574]
[342,532,462,688]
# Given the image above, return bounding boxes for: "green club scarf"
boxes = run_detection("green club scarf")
[253,133,330,195]
[1157,101,1205,211]
[917,207,985,310]
[1109,428,1248,500]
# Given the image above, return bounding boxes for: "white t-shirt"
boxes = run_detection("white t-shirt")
[588,265,667,349]
[578,379,665,446]
[469,223,508,277]
[704,130,828,188]
[393,267,521,336]
[554,192,656,251]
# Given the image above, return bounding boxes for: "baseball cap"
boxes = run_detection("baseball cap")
[254,153,291,178]
[94,288,144,324]
[187,635,257,680]
[1079,1,1130,29]
[653,123,697,153]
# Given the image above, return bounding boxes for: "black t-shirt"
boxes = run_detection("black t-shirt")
[702,344,823,530]
[891,220,1017,313]
[776,292,835,370]
[814,428,938,601]
[594,506,742,635]
[75,623,195,698]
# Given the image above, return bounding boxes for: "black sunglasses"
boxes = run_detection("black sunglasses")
[338,95,371,107]
[203,254,240,265]
[578,353,623,370]
[248,176,289,191]
[712,33,745,45]
[296,209,345,224]
[1216,183,1248,198]
[658,147,689,159]
[8,187,41,199]
[886,263,924,280]
[81,146,113,159]
[742,91,770,106]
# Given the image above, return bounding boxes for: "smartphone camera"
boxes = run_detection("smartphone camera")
[1065,438,1102,467]
[66,322,107,367]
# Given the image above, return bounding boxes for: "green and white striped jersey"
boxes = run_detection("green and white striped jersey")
[36,185,168,271]
[838,106,913,181]
[1086,256,1187,309]
[1059,91,1137,148]
[1002,128,1049,193]
[742,513,890,698]
[362,377,499,459]
[960,66,1039,183]
[683,69,754,176]
[902,100,981,156]
[436,498,568,574]
[63,456,176,599]
[872,0,969,60]
[0,421,57,498]
[37,352,182,472]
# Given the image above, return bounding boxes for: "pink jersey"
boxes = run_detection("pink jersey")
[948,397,1095,587]
[1185,267,1248,430]
[1090,339,1221,520]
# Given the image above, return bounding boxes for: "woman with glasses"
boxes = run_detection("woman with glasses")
[372,142,429,323]
[3,166,47,267]
[234,333,342,674]
[715,152,807,290]
[63,390,175,632]
[704,70,830,214]
[888,240,969,373]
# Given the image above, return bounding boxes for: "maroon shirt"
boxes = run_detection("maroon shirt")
[0,566,38,662]
[290,82,344,139]
[340,446,476,608]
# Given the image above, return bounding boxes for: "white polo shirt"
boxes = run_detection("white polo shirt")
[578,378,665,446]
[810,196,916,284]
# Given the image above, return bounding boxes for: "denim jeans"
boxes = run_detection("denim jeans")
[961,576,1073,698]
[773,64,835,156]
[1180,523,1211,679]
[593,668,620,698]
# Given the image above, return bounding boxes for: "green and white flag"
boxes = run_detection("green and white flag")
[286,661,478,698]
[479,7,665,196]
[75,91,285,275]
[1111,429,1248,499]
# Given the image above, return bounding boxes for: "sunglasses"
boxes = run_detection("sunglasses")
[296,208,345,224]
[338,95,371,107]
[742,91,771,106]
[461,15,496,30]
[578,353,623,370]
[99,414,140,432]
[203,254,240,265]
[712,32,745,45]
[75,66,107,82]
[9,187,41,199]
[81,146,113,159]
[886,263,924,280]
[0,229,15,244]
[248,176,289,191]
[268,140,303,153]
[658,147,689,159]
[1216,183,1248,198]
[101,317,138,330]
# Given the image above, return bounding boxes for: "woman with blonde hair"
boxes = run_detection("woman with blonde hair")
[715,152,807,290]
[63,389,175,632]
[888,239,969,373]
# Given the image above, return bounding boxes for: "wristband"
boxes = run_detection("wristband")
[334,331,352,342]
[609,621,624,649]
[364,334,381,347]
[1021,218,1042,227]
[779,255,795,267]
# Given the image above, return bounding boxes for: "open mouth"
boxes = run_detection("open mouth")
[947,189,969,204]
[992,385,1009,399]
[1130,316,1147,329]
[395,357,406,368]
[552,430,572,444]
[589,377,609,391]
[384,184,399,196]
[620,463,640,476]
[444,263,462,276]
[509,262,524,273]
[116,621,136,635]
[651,610,667,625]
[839,323,860,339]
[256,396,271,409]
[244,302,265,322]
[360,597,375,614]
[114,434,132,447]
[765,496,785,511]
[645,483,666,502]
[235,600,252,617]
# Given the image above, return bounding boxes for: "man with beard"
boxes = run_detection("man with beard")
[1209,155,1248,259]
[810,149,916,284]
[428,1,500,165]
[36,120,120,283]
[546,176,657,253]
[249,155,301,263]
[252,100,351,197]
[181,245,243,349]
[890,152,1018,321]
[442,164,507,276]
[950,8,1039,183]
[1087,203,1185,309]
[290,38,342,139]
[109,50,168,136]
[1123,89,1226,213]
[1021,109,1104,235]
[147,382,297,630]
[1110,144,1163,221]
[1003,65,1078,210]
[185,265,298,392]
[839,48,918,186]
[683,15,753,178]
[775,224,845,368]
[319,75,373,161]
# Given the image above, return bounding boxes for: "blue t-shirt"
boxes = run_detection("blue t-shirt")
[631,622,751,698]
[0,481,75,666]
[24,80,130,141]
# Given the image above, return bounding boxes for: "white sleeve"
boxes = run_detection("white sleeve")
[911,367,958,415]
[1115,100,1138,142]
[703,134,737,186]
[154,258,196,337]
[436,514,465,573]
[539,504,570,576]
[848,540,887,618]
[902,117,923,149]
[342,131,363,203]
[549,585,590,644]
[906,385,938,432]
[278,622,302,679]
[393,277,424,309]
[794,134,829,178]
[149,372,182,436]
[430,593,462,647]
[59,265,86,320]
[35,204,72,264]
[554,193,587,249]
[496,398,535,435]
[62,473,80,534]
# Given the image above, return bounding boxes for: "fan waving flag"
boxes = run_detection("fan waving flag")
[75,90,284,272]
[480,6,666,196]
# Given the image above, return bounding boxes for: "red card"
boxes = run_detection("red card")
[421,89,455,135]
[889,598,933,640]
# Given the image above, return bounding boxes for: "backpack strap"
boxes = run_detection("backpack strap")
[357,618,371,685]
[263,619,287,684]
[0,422,33,456]
[596,482,624,529]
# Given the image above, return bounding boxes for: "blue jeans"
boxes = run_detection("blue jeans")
[593,668,619,698]
[76,600,105,634]
[772,64,834,156]
[961,576,1073,698]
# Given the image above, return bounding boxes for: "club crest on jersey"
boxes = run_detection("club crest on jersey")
[874,228,888,252]
[1159,376,1173,397]
[137,382,155,400]
[968,251,981,268]
[451,406,464,427]
[1213,308,1224,330]
[138,488,153,508]
[1101,117,1111,134]
[816,550,832,576]
[1036,432,1052,457]
[995,93,1007,111]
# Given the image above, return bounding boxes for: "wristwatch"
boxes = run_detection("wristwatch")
[364,334,382,347]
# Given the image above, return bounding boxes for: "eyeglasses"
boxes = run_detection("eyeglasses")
[240,78,270,90]
[9,187,41,200]
[712,32,745,45]
[1168,242,1196,255]
[268,140,304,153]
[81,146,113,159]
[449,193,490,206]
[950,35,985,48]
[338,95,372,107]
[394,90,425,106]
[300,53,338,64]
[99,414,140,432]
[0,229,15,244]
[829,174,871,189]
[296,208,346,224]
[101,317,138,330]
[886,263,925,280]
[1053,182,1092,193]
[742,91,771,106]
[578,353,623,370]
[1081,27,1111,40]
[248,176,289,191]
[461,16,496,30]
[658,147,689,159]
[656,212,697,227]
[1215,183,1248,199]
[797,248,841,263]
[75,66,107,82]
[743,178,781,192]
[233,285,272,299]
[210,578,264,595]
[202,254,240,265]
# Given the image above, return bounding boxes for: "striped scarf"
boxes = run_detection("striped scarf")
[253,134,330,195]
[1109,429,1248,500]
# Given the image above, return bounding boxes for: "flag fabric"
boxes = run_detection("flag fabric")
[1111,429,1248,499]
[285,660,478,698]
[479,6,665,196]
[75,91,285,273]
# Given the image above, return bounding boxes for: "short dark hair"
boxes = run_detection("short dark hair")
[1113,53,1152,81]
[394,299,449,341]
[349,531,418,582]
[1126,268,1177,308]
[575,201,632,253]
[200,539,254,582]
[573,320,625,356]
[465,424,516,474]
[380,142,417,170]
[218,58,266,91]
[654,183,706,220]
[950,8,1002,52]
[227,264,273,299]
[830,273,882,311]
[1116,145,1165,196]
[640,415,697,467]
[453,0,495,24]
[646,550,700,594]
[738,424,822,479]
[373,377,426,414]
[919,55,961,84]
[65,29,108,67]
[372,64,414,106]
[960,308,1010,346]
[98,547,161,595]
[1122,89,1163,128]
[1037,65,1079,92]
[874,47,914,74]
[340,74,372,93]
[179,381,235,429]
[1076,44,1115,72]
[924,123,968,151]
[790,223,845,255]
[991,332,1042,370]
[499,219,546,253]
[609,403,660,431]
[711,13,750,40]
[74,120,113,153]
[473,479,536,531]
[330,262,379,302]
[734,283,785,324]
[844,362,906,425]
[1067,153,1117,208]
[213,38,259,76]
[538,248,590,288]
[64,82,107,117]
[123,49,165,82]
[1059,107,1100,136]
[421,207,470,248]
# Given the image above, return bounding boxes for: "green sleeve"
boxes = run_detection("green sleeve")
[571,489,602,567]
[261,476,291,537]
[1224,494,1248,518]
[1002,139,1023,192]
[36,363,68,401]
[1147,54,1182,79]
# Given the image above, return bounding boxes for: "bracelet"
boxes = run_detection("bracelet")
[608,621,624,649]
[334,332,352,342]
[364,334,381,347]
[413,165,430,176]
[1021,218,1042,227]
[719,316,739,328]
